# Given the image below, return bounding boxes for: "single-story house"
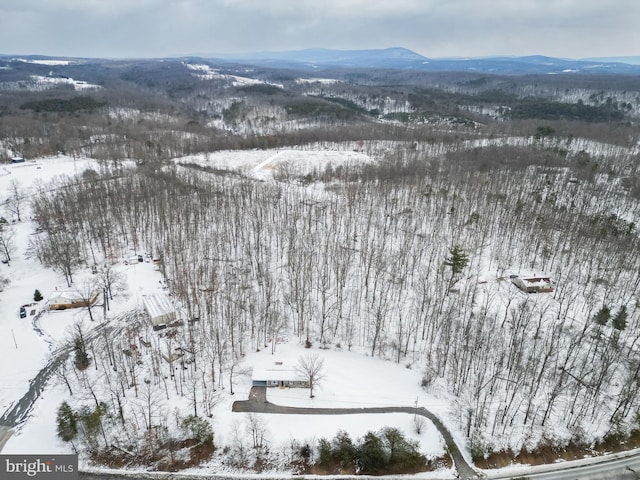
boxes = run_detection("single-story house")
[143,293,176,330]
[49,290,99,310]
[251,361,309,388]
[511,275,554,293]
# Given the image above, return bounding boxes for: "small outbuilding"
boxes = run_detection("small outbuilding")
[511,275,554,293]
[251,361,309,388]
[49,290,99,310]
[143,293,176,330]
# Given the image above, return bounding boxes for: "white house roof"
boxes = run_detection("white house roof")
[251,363,304,382]
[142,294,175,320]
[49,291,81,302]
[521,277,552,286]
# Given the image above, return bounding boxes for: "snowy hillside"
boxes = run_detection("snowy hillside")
[2,54,640,478]
[2,124,640,477]
[0,155,453,477]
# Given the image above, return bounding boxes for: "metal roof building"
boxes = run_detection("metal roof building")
[142,293,176,330]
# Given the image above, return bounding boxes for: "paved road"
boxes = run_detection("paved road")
[485,448,640,480]
[233,386,479,479]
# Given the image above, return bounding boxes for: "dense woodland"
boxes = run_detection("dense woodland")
[2,57,640,472]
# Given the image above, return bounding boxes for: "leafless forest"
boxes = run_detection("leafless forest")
[3,57,640,469]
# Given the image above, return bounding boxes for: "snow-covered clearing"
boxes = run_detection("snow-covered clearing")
[185,63,283,88]
[295,78,343,85]
[0,75,102,92]
[175,148,374,180]
[14,59,78,66]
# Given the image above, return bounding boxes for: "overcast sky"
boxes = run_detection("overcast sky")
[1,0,638,59]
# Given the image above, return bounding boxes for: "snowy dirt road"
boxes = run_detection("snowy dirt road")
[0,309,143,453]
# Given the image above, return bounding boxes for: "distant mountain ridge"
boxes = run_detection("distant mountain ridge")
[583,56,640,66]
[3,48,640,75]
[215,47,428,69]
[213,48,640,75]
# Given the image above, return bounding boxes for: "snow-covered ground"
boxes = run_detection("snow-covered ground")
[174,148,374,180]
[0,155,451,476]
[0,157,99,416]
[0,75,102,92]
[219,340,449,455]
[13,59,78,66]
[185,63,283,88]
[3,143,636,479]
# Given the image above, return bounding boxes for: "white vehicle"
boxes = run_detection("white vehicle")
[124,255,144,265]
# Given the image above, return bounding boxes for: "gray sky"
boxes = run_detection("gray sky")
[1,0,638,59]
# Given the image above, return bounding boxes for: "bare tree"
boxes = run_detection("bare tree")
[97,262,127,310]
[30,229,83,287]
[246,412,267,448]
[0,223,15,264]
[295,353,326,398]
[413,414,426,434]
[53,355,74,396]
[72,278,101,322]
[5,179,25,222]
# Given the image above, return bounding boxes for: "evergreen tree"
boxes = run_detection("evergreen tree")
[535,125,556,144]
[33,289,43,302]
[357,431,387,474]
[181,414,214,444]
[332,430,356,471]
[381,427,425,471]
[445,245,469,276]
[56,401,78,443]
[444,245,469,290]
[612,306,628,331]
[74,337,90,370]
[593,305,611,326]
[79,403,109,449]
[317,438,333,469]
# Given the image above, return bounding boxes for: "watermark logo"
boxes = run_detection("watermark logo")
[1,455,78,479]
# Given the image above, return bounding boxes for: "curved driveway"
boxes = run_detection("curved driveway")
[233,386,479,479]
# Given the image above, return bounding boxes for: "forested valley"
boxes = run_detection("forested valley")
[2,56,640,474]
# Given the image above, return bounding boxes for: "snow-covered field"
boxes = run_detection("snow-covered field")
[175,148,374,180]
[0,74,101,92]
[185,63,283,88]
[0,155,450,476]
